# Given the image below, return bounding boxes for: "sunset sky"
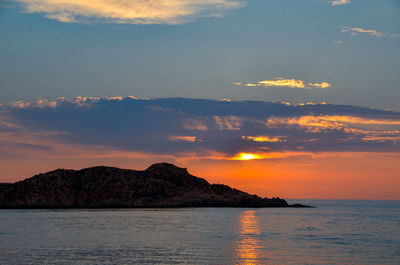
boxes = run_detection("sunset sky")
[0,0,399,199]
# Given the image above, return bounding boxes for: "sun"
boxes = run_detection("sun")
[234,153,260,160]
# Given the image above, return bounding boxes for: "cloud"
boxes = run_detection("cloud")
[214,115,241,130]
[362,135,400,143]
[340,26,399,38]
[266,115,400,145]
[341,26,383,37]
[14,0,244,24]
[1,97,400,162]
[235,78,331,89]
[257,79,305,88]
[331,0,351,6]
[241,136,287,143]
[333,40,343,44]
[169,136,198,142]
[11,101,31,109]
[308,82,331,88]
[242,78,305,88]
[183,118,208,131]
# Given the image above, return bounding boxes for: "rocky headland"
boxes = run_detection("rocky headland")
[0,163,310,208]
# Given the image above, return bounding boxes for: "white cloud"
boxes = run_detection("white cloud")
[14,0,244,24]
[340,26,399,38]
[331,0,351,6]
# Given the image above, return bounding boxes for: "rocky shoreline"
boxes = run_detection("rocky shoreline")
[0,163,311,209]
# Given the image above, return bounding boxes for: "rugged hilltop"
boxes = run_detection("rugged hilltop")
[0,163,308,208]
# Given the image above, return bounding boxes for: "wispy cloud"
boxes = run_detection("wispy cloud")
[266,115,400,141]
[214,116,241,130]
[362,135,400,143]
[308,82,331,88]
[333,40,343,44]
[234,78,332,89]
[340,26,399,38]
[331,0,351,6]
[241,136,287,143]
[256,78,305,88]
[169,136,198,142]
[183,119,208,131]
[14,0,244,24]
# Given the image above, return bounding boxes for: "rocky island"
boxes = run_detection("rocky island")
[0,163,310,208]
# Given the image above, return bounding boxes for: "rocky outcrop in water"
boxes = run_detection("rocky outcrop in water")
[0,163,309,208]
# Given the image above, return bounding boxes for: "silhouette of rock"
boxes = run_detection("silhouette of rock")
[0,163,310,208]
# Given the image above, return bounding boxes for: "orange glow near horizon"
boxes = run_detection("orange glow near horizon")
[190,152,400,200]
[0,135,399,200]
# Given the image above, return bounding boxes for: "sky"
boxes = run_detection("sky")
[0,0,399,199]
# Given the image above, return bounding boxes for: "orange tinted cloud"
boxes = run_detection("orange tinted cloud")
[267,115,400,129]
[266,115,400,143]
[14,0,244,24]
[242,136,287,143]
[169,136,197,142]
[235,78,331,89]
[267,115,343,132]
[36,99,58,108]
[362,135,400,143]
[308,82,331,88]
[241,78,305,88]
[11,101,31,109]
[331,0,351,6]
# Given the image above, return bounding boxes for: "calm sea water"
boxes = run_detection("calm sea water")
[1,200,400,264]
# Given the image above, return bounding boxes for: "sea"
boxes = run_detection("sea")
[1,200,399,264]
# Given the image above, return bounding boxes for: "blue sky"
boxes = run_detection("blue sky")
[1,0,399,110]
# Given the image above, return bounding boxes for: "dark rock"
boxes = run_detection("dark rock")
[0,163,310,208]
[290,203,314,208]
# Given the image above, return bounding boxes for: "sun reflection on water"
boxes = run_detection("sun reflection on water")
[235,210,262,264]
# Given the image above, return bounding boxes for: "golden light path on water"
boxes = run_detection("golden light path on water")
[236,210,262,264]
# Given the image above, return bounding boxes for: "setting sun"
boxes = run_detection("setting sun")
[234,153,260,160]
